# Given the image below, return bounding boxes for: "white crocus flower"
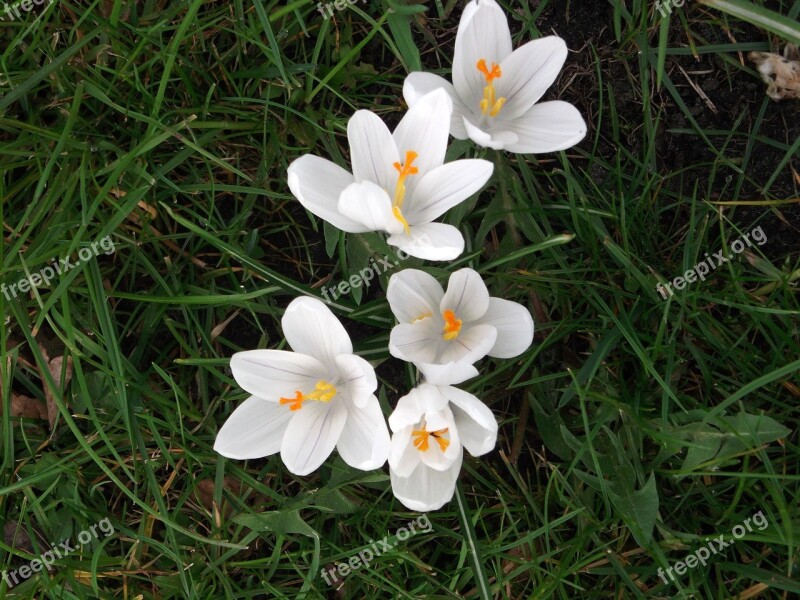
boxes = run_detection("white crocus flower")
[287,89,494,261]
[214,297,390,476]
[389,382,497,511]
[387,268,534,384]
[403,0,586,153]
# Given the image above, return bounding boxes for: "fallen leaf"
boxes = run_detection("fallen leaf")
[749,44,800,101]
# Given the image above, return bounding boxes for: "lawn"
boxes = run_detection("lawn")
[1,0,799,598]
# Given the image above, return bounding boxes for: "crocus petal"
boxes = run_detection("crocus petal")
[406,159,493,225]
[416,361,480,386]
[453,0,513,108]
[335,354,378,409]
[403,72,471,139]
[498,101,587,154]
[438,386,498,457]
[282,297,353,366]
[338,181,405,235]
[389,320,440,365]
[230,350,328,402]
[474,297,534,358]
[390,446,463,511]
[440,269,490,322]
[287,155,370,233]
[387,222,464,261]
[213,396,293,459]
[438,323,497,365]
[347,110,399,191]
[463,117,518,150]
[392,88,452,176]
[389,426,421,477]
[280,400,347,475]
[388,383,449,432]
[496,36,569,120]
[336,395,390,470]
[387,269,444,324]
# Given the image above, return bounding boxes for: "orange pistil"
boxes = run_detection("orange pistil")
[279,380,337,411]
[392,150,419,234]
[442,309,463,341]
[476,59,507,117]
[412,427,450,452]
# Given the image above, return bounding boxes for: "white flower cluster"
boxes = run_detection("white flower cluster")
[214,0,585,511]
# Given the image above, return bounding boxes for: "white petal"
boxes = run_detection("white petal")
[463,117,518,150]
[496,37,568,120]
[440,269,490,322]
[417,361,479,386]
[347,110,399,191]
[453,0,513,108]
[438,386,498,457]
[230,350,328,401]
[280,401,347,475]
[388,426,420,477]
[388,383,448,431]
[287,155,369,233]
[438,323,497,365]
[214,396,293,459]
[499,101,587,154]
[387,269,444,323]
[392,88,452,176]
[387,222,464,261]
[338,181,404,235]
[282,297,353,367]
[389,321,440,365]
[403,72,471,139]
[337,395,390,470]
[475,297,534,358]
[390,446,463,511]
[406,159,493,225]
[334,354,378,409]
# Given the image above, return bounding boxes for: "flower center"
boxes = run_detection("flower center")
[412,426,450,452]
[392,150,419,235]
[476,59,506,118]
[442,310,462,340]
[279,380,337,411]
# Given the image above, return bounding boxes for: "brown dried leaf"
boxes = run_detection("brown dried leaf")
[195,477,243,519]
[43,355,73,430]
[8,393,48,420]
[749,46,800,101]
[3,522,33,553]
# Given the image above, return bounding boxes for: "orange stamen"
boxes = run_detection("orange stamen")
[392,150,419,234]
[412,427,450,452]
[279,380,337,411]
[476,59,506,117]
[442,310,462,341]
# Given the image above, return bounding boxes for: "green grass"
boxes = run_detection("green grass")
[1,0,799,598]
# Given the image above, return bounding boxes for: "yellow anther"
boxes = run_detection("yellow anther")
[279,380,337,411]
[476,59,506,117]
[412,427,450,453]
[442,310,462,341]
[392,150,419,209]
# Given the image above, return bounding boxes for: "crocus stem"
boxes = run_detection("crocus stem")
[494,150,523,248]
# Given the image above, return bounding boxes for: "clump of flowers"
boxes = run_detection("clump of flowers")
[215,0,583,511]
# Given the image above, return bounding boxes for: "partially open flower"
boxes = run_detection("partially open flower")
[403,0,586,153]
[214,297,390,476]
[288,89,494,260]
[387,268,534,384]
[389,382,497,511]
